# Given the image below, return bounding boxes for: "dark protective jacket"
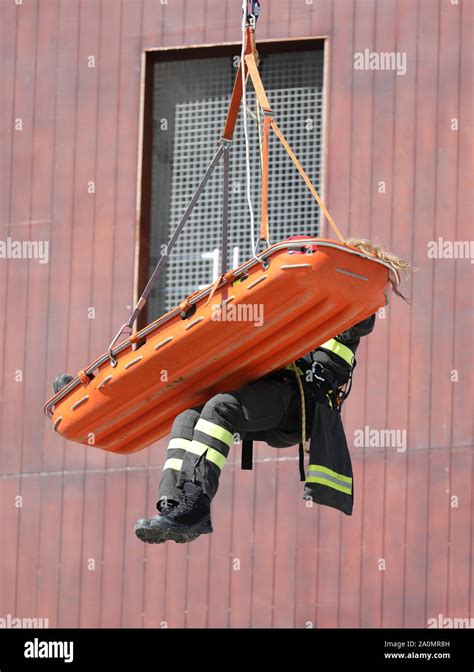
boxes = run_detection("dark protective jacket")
[297,313,376,387]
[243,315,377,514]
[301,314,376,515]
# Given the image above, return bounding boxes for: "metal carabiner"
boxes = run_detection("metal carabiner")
[251,0,261,23]
[107,322,131,368]
[255,237,270,269]
[245,0,260,27]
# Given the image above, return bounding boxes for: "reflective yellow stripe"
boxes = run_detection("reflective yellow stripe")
[309,464,352,484]
[168,437,192,450]
[206,448,226,470]
[187,440,209,456]
[306,475,352,495]
[195,418,233,447]
[163,458,183,471]
[307,463,353,495]
[319,338,355,366]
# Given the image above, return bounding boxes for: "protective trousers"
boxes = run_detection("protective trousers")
[157,375,314,509]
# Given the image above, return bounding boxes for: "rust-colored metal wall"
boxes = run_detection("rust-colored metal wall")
[0,0,472,628]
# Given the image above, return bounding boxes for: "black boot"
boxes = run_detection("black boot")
[53,373,74,394]
[136,481,213,546]
[134,499,203,545]
[155,481,213,535]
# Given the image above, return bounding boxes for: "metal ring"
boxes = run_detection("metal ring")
[107,322,130,368]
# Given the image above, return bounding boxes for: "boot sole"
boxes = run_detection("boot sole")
[134,522,200,545]
[155,517,214,536]
[135,514,213,544]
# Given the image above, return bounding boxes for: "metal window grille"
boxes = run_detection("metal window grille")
[149,47,324,317]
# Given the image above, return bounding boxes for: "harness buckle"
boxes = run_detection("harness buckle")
[310,362,334,392]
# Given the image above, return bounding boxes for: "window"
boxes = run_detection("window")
[140,41,324,322]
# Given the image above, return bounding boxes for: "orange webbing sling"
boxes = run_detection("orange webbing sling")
[222,26,345,246]
[110,24,345,369]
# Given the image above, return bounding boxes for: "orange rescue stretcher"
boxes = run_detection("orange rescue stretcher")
[44,22,401,453]
[44,238,399,454]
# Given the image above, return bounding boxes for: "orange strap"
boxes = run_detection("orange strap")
[221,27,255,141]
[224,26,345,243]
[244,52,271,112]
[270,121,345,243]
[260,113,271,243]
[244,48,343,243]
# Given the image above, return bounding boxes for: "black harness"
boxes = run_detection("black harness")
[240,357,355,476]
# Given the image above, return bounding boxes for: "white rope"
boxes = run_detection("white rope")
[241,0,258,258]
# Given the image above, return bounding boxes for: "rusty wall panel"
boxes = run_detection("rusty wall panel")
[0,0,472,630]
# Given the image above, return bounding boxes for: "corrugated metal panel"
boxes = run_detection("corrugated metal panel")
[0,0,471,628]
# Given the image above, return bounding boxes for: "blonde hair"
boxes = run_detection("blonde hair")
[345,237,413,303]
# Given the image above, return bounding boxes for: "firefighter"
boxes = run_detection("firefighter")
[51,238,410,545]
[132,235,414,545]
[133,313,376,544]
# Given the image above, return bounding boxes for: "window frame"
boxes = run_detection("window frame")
[134,36,329,331]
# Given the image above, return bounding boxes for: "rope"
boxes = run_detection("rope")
[256,99,263,168]
[288,362,309,453]
[241,0,258,258]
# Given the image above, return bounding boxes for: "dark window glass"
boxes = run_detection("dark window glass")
[149,47,324,318]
